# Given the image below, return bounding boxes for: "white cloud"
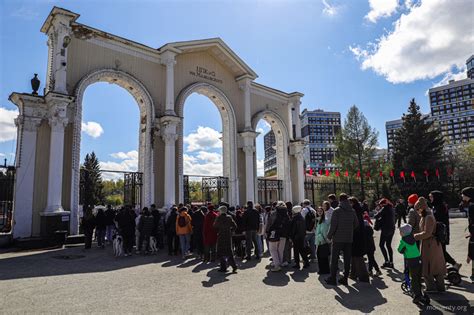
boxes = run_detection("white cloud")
[196,151,222,163]
[431,67,467,89]
[81,121,104,138]
[0,107,18,143]
[184,126,222,152]
[365,0,399,23]
[351,0,473,84]
[99,150,138,180]
[322,0,340,16]
[257,159,264,177]
[183,153,222,176]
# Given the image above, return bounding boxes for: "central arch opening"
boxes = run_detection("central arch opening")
[176,83,238,206]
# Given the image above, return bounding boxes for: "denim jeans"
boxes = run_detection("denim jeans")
[96,228,106,247]
[106,225,115,242]
[245,230,260,257]
[305,233,316,259]
[179,234,191,255]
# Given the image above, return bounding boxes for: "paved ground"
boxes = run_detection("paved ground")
[1,218,473,314]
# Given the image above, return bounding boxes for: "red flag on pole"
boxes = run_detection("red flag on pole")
[344,170,349,177]
[436,168,440,179]
[335,170,340,177]
[390,170,394,177]
[357,170,361,178]
[379,171,384,178]
[424,170,429,182]
[319,169,323,176]
[309,168,313,176]
[325,169,330,177]
[366,171,371,178]
[411,171,416,183]
[400,171,405,178]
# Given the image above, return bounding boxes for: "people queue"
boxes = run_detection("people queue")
[80,187,474,306]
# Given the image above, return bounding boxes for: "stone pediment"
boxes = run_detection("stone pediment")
[159,38,258,80]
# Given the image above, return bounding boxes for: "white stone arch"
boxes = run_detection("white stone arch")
[71,68,156,232]
[252,110,292,201]
[175,82,239,206]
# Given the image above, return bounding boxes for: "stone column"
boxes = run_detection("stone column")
[160,116,180,207]
[45,115,68,214]
[290,141,306,203]
[290,95,303,140]
[12,116,42,238]
[161,51,177,116]
[239,131,258,202]
[238,77,252,130]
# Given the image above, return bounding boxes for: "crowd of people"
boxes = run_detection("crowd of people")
[80,186,474,306]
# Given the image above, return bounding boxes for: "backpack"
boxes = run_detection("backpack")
[434,221,447,245]
[305,208,316,231]
[178,216,187,228]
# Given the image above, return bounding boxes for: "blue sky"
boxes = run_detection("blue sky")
[1,0,472,177]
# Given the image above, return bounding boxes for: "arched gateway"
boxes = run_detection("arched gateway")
[8,7,306,239]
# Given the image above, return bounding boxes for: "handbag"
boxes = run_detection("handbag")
[374,218,381,231]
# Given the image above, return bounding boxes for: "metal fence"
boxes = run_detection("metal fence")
[304,177,472,208]
[0,166,15,233]
[183,175,229,205]
[257,178,283,206]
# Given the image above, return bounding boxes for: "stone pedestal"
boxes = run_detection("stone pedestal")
[40,211,70,238]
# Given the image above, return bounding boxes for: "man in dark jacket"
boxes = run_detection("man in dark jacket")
[165,206,179,255]
[104,205,116,244]
[191,206,205,258]
[242,201,261,260]
[430,190,461,270]
[214,205,238,273]
[95,208,107,248]
[116,206,136,256]
[137,207,155,254]
[325,193,359,285]
[291,205,309,269]
[328,194,339,210]
[150,204,163,248]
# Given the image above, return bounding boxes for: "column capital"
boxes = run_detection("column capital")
[16,116,43,132]
[160,50,177,67]
[242,145,255,154]
[238,131,258,147]
[159,115,181,144]
[289,140,306,158]
[237,77,252,92]
[49,116,68,132]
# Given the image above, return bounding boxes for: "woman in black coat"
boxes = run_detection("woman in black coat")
[95,208,107,248]
[349,197,369,282]
[374,199,395,268]
[214,205,238,273]
[430,190,460,269]
[81,206,96,250]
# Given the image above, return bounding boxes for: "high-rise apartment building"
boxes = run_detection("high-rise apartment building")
[301,109,341,170]
[263,130,277,176]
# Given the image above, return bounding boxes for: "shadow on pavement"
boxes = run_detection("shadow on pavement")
[201,269,234,288]
[384,267,405,283]
[333,282,388,313]
[0,245,191,281]
[419,291,472,314]
[262,270,290,286]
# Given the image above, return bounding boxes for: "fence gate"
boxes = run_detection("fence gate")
[183,175,229,205]
[257,178,282,206]
[123,172,143,209]
[0,166,15,233]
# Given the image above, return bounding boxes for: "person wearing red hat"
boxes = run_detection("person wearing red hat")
[407,194,421,247]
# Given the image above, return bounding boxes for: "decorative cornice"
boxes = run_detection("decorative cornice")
[49,116,68,131]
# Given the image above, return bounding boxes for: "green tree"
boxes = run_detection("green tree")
[335,105,379,198]
[102,179,124,206]
[455,140,474,186]
[392,98,445,175]
[80,152,104,207]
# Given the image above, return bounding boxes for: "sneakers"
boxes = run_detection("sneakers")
[374,270,383,277]
[281,261,289,267]
[338,277,348,285]
[453,263,462,271]
[303,262,310,269]
[292,264,301,269]
[271,266,282,272]
[232,266,238,273]
[470,275,474,282]
[382,262,394,268]
[244,256,252,261]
